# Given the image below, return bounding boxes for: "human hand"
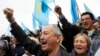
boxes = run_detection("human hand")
[54,5,62,15]
[3,8,15,23]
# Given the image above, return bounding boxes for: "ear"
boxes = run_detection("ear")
[56,35,62,43]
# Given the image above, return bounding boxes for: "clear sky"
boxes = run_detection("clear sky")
[0,0,100,36]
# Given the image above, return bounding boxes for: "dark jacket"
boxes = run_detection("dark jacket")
[10,22,70,56]
[58,14,84,52]
[70,49,92,56]
[12,44,25,56]
[90,29,100,55]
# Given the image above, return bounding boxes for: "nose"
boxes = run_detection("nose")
[40,34,44,40]
[82,19,87,23]
[75,41,81,46]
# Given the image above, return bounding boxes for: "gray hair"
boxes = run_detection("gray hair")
[42,24,63,44]
[45,24,63,36]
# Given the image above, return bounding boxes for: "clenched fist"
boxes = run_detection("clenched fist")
[3,8,15,23]
[54,5,62,15]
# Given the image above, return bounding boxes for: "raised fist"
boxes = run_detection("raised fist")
[54,5,62,15]
[3,8,15,23]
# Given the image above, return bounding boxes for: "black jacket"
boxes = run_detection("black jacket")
[10,22,70,56]
[58,14,84,53]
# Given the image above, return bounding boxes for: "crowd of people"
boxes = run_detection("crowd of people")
[0,5,100,56]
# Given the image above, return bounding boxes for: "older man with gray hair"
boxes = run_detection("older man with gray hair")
[3,8,70,56]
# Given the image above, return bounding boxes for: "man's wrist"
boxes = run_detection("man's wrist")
[8,17,15,24]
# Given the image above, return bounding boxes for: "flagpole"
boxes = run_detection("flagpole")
[43,0,59,20]
[75,0,81,23]
[76,1,81,16]
[48,6,59,18]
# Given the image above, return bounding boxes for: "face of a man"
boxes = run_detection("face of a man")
[81,14,94,30]
[74,36,88,54]
[40,26,59,52]
[93,22,100,29]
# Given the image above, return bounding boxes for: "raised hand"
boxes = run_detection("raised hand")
[3,8,15,23]
[54,5,62,15]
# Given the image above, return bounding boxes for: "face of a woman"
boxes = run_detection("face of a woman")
[74,36,88,55]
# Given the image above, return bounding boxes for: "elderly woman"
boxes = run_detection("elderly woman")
[70,33,92,56]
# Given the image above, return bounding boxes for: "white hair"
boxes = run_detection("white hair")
[43,24,63,43]
[45,24,62,36]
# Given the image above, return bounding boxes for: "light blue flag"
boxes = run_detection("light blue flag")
[71,0,79,24]
[84,3,91,12]
[32,0,52,30]
[84,3,96,19]
[43,0,54,4]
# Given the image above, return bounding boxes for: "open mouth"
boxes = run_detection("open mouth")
[83,23,88,27]
[77,48,82,49]
[41,41,48,50]
[76,47,83,50]
[41,41,47,45]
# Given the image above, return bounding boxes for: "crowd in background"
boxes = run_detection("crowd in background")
[0,5,100,56]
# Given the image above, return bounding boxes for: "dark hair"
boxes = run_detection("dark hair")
[97,16,100,21]
[81,12,95,21]
[95,19,100,23]
[1,36,11,42]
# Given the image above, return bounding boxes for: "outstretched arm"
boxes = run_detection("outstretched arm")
[54,6,81,52]
[3,8,29,43]
[3,8,42,55]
